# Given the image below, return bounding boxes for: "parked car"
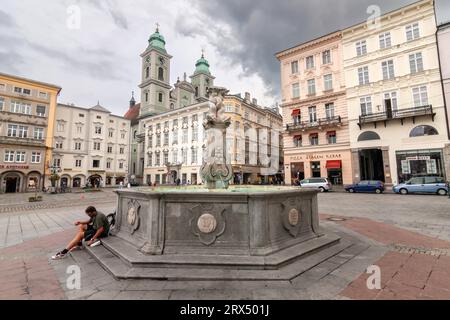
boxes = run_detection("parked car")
[299,178,332,192]
[345,180,385,194]
[393,176,448,196]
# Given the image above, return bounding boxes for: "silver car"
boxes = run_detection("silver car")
[299,178,333,192]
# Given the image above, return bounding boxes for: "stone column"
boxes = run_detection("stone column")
[350,149,361,183]
[381,147,392,185]
[444,143,450,181]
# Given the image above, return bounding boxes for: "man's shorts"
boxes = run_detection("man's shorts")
[84,225,108,242]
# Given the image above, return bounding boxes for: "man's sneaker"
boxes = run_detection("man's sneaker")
[51,251,67,260]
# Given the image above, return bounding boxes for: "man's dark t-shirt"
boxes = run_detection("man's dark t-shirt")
[89,212,110,236]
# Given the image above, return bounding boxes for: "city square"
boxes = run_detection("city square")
[1,190,450,300]
[1,0,450,305]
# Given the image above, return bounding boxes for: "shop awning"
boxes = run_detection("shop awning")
[293,135,302,139]
[327,131,336,136]
[291,109,300,116]
[309,133,319,137]
[326,160,342,169]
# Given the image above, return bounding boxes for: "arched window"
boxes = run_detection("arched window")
[158,93,163,103]
[158,67,164,81]
[133,130,137,139]
[195,87,199,97]
[357,131,381,142]
[145,67,150,78]
[170,103,174,110]
[409,125,439,137]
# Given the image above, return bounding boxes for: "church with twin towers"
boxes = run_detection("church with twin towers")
[125,26,283,186]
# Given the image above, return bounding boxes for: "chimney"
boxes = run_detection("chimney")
[252,98,257,105]
[245,92,251,102]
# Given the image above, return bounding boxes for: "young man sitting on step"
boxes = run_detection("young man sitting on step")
[52,206,110,260]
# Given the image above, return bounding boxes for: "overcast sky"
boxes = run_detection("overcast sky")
[0,0,449,116]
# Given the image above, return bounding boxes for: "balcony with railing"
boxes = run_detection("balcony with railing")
[286,116,342,132]
[357,105,435,129]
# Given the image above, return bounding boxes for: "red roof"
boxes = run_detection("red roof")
[124,103,140,120]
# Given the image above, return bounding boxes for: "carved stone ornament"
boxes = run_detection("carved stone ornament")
[127,199,141,235]
[189,204,226,246]
[197,213,217,234]
[281,198,303,237]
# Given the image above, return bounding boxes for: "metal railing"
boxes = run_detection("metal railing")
[286,116,342,132]
[358,105,434,127]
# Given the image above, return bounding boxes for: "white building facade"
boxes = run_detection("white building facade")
[343,0,450,185]
[51,103,131,188]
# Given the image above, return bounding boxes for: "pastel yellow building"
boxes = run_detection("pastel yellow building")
[0,72,61,193]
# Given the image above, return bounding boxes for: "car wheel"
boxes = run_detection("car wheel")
[348,188,355,193]
[437,189,448,196]
[375,188,382,194]
[319,187,325,193]
[400,188,408,195]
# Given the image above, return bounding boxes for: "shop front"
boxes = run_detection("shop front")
[286,150,353,185]
[0,164,44,193]
[396,149,446,183]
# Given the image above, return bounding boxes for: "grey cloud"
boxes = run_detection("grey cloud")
[0,52,23,74]
[0,10,14,26]
[89,0,129,29]
[187,0,418,98]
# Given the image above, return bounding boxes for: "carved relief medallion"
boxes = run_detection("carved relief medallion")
[288,208,300,226]
[189,204,227,246]
[127,199,141,235]
[197,213,217,234]
[127,207,137,226]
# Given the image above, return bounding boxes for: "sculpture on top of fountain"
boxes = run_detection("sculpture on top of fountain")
[205,87,231,125]
[200,86,233,190]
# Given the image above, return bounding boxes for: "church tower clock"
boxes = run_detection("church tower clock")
[139,25,172,116]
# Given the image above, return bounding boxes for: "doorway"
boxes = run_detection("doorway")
[359,149,385,181]
[311,162,321,178]
[290,162,305,185]
[6,177,19,193]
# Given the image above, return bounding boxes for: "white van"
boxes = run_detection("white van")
[299,178,332,192]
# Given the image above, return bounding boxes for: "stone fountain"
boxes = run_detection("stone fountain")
[87,87,348,281]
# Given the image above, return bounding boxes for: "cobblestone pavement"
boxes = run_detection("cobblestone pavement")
[0,201,116,249]
[319,192,450,242]
[0,191,450,300]
[0,189,117,214]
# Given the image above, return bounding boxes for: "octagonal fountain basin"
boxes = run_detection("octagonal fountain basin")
[87,186,350,281]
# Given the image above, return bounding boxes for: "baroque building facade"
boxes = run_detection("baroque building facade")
[277,31,352,186]
[344,0,449,185]
[277,0,450,186]
[0,72,61,193]
[51,103,130,189]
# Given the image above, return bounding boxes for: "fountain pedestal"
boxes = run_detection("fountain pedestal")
[86,187,348,280]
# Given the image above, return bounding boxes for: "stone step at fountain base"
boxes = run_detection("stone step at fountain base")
[86,233,353,281]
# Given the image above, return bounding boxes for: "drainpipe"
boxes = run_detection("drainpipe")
[433,5,450,140]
